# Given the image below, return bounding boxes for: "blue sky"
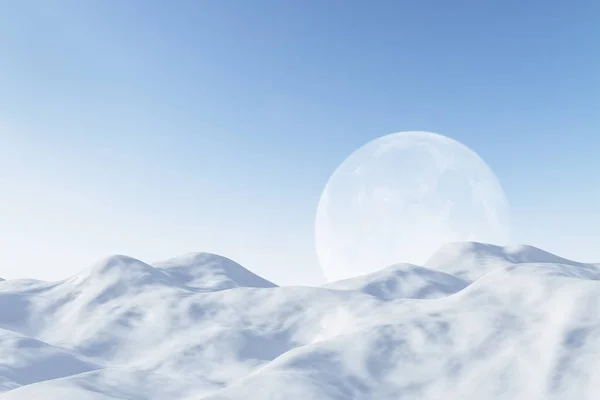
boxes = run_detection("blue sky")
[1,0,598,285]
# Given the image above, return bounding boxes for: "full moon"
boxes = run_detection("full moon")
[315,131,511,282]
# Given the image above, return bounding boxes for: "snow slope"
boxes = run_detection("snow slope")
[0,328,98,392]
[425,242,596,281]
[0,368,218,400]
[153,252,277,290]
[0,244,599,399]
[323,263,468,300]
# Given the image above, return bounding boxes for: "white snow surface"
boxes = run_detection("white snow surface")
[425,242,592,281]
[323,263,468,300]
[1,245,600,399]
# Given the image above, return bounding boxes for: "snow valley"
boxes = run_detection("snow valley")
[1,243,600,399]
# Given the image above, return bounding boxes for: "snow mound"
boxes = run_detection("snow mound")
[0,328,98,392]
[153,252,277,290]
[425,242,595,281]
[67,255,172,288]
[324,263,468,300]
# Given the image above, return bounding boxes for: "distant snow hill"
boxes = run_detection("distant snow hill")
[1,244,600,399]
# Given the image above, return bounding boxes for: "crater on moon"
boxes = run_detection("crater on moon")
[315,131,511,282]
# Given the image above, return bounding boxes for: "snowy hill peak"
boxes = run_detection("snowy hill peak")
[153,252,277,290]
[426,241,591,281]
[324,263,467,300]
[65,253,277,292]
[502,244,581,264]
[67,255,170,288]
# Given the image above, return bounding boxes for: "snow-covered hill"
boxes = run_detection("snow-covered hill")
[0,328,99,392]
[425,242,596,281]
[323,263,468,300]
[0,243,599,399]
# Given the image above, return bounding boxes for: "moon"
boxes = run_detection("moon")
[315,131,511,282]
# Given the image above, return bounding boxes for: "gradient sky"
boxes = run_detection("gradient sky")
[1,0,598,285]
